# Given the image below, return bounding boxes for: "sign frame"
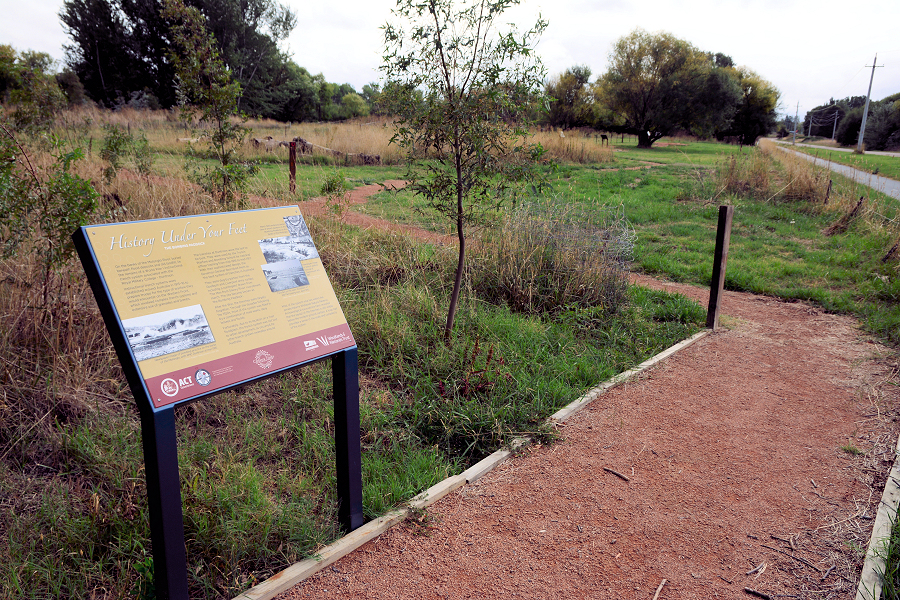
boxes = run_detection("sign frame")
[72,207,364,600]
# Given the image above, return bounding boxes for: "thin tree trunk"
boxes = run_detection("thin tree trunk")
[444,210,466,342]
[444,147,466,341]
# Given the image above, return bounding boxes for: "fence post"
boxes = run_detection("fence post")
[332,347,364,532]
[706,205,734,330]
[289,141,296,195]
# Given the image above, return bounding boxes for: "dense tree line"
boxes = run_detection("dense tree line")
[803,95,900,151]
[56,0,376,121]
[543,29,780,147]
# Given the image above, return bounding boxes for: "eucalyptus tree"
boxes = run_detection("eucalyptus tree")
[381,0,547,340]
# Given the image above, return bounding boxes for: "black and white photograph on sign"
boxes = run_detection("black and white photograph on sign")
[257,214,318,263]
[122,304,215,362]
[283,214,318,259]
[261,260,309,292]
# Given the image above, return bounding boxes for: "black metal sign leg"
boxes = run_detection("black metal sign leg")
[332,347,364,532]
[140,405,190,600]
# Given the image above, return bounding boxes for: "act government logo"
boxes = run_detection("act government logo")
[161,375,196,397]
[161,378,179,397]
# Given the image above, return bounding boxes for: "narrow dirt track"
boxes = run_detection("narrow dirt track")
[273,188,899,600]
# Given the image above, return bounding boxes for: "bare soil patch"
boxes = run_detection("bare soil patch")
[271,187,900,600]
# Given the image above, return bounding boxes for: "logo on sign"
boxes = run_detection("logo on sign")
[254,349,274,369]
[316,336,329,347]
[304,339,319,351]
[161,378,179,397]
[195,369,211,386]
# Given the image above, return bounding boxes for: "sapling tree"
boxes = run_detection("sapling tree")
[0,123,98,307]
[381,0,547,340]
[162,0,255,207]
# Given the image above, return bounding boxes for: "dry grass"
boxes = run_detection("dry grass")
[529,128,615,164]
[470,199,633,314]
[717,146,772,199]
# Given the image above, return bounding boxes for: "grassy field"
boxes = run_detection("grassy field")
[1,116,705,599]
[790,144,900,181]
[361,138,900,345]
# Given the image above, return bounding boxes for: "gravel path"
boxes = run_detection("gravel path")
[270,268,898,599]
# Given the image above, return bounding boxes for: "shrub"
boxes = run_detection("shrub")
[470,200,634,315]
[0,123,98,306]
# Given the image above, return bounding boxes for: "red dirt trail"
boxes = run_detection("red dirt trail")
[270,188,899,600]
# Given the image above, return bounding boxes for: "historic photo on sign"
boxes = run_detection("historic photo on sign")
[261,259,310,292]
[122,304,215,362]
[257,214,318,263]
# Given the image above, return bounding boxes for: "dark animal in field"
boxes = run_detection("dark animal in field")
[600,134,609,146]
[357,153,381,165]
[292,136,313,154]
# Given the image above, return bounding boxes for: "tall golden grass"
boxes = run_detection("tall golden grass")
[44,108,616,166]
[528,129,615,164]
[756,138,900,243]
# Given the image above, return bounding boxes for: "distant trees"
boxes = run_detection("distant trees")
[543,29,780,147]
[718,67,780,146]
[593,29,747,147]
[545,65,593,130]
[0,46,68,132]
[57,0,375,121]
[805,94,899,151]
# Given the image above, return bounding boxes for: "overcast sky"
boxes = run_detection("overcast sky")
[2,0,898,119]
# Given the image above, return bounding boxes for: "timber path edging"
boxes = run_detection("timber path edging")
[856,432,900,600]
[232,329,712,600]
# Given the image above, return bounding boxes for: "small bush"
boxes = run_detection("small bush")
[471,200,634,315]
[718,149,772,199]
[100,124,132,181]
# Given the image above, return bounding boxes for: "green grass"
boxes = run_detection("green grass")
[544,157,900,346]
[792,145,900,181]
[1,209,705,599]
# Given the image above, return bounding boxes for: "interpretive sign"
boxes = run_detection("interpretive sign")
[74,206,355,408]
[73,206,363,600]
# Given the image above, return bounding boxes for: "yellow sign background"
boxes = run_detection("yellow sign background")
[85,206,347,380]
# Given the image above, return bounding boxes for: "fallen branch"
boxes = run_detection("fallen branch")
[603,467,630,482]
[744,588,771,599]
[822,196,865,236]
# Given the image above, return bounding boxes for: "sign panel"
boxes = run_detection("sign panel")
[78,206,354,408]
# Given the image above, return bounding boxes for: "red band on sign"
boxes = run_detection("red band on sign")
[144,323,355,408]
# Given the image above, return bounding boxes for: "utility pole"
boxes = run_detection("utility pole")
[832,109,839,140]
[856,54,884,153]
[792,102,799,145]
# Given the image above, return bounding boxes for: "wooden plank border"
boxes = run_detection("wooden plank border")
[233,328,712,600]
[856,432,900,600]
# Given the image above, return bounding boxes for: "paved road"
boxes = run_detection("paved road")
[774,140,900,158]
[772,144,900,200]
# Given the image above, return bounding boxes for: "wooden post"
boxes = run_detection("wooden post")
[289,141,296,195]
[706,205,734,330]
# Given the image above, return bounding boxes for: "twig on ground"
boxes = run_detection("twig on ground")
[651,579,667,600]
[746,563,766,576]
[821,565,835,581]
[761,544,822,573]
[603,467,630,482]
[744,588,771,599]
[812,509,862,532]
